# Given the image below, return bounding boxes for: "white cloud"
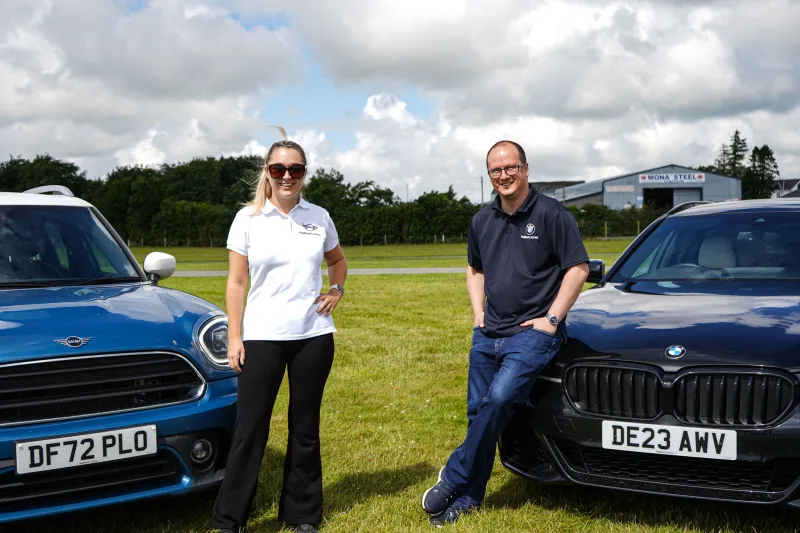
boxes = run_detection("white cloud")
[0,0,798,204]
[115,128,168,168]
[0,0,297,176]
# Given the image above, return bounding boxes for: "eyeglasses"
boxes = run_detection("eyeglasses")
[267,163,306,180]
[488,164,525,179]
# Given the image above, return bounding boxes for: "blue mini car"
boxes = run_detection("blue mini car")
[0,185,237,524]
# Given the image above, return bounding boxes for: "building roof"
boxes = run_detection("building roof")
[545,164,738,203]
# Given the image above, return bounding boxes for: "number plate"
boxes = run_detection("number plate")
[601,420,737,460]
[15,425,157,475]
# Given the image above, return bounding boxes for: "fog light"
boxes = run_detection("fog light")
[190,438,213,465]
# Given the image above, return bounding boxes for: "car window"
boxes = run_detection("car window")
[612,210,800,282]
[0,205,141,286]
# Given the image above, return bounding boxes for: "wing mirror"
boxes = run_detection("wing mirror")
[143,252,176,284]
[587,259,605,284]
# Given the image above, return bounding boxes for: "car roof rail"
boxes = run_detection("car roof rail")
[665,200,710,216]
[22,185,74,197]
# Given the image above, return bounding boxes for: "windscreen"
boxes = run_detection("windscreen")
[611,210,800,282]
[0,205,141,287]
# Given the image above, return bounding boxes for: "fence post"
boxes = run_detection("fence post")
[604,221,608,239]
[637,220,640,234]
[384,235,387,245]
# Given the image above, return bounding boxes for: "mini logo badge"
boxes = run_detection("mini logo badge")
[302,223,318,231]
[665,345,686,359]
[55,336,91,348]
[526,223,535,235]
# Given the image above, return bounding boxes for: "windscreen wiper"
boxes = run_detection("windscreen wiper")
[0,281,58,289]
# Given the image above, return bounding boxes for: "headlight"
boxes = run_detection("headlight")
[197,315,229,367]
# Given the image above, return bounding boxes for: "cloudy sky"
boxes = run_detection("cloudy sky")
[2,0,799,202]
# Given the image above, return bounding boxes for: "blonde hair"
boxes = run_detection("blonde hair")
[247,126,308,214]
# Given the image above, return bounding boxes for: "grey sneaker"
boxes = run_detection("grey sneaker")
[292,525,318,533]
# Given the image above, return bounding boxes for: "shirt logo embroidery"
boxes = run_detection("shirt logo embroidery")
[299,223,323,237]
[521,222,538,240]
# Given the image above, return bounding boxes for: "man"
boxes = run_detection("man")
[421,140,589,526]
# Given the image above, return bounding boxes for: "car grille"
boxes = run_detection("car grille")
[0,352,205,426]
[674,372,795,427]
[553,438,800,496]
[564,363,797,427]
[564,365,662,419]
[0,450,184,513]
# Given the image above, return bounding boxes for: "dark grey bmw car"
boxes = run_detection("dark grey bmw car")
[500,198,800,507]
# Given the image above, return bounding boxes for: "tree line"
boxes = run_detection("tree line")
[0,154,481,246]
[0,132,781,245]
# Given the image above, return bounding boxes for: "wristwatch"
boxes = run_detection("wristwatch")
[545,312,560,326]
[330,284,344,295]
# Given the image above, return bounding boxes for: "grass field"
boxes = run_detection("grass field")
[129,239,634,271]
[9,272,800,533]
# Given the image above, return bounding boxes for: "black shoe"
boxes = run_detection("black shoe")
[429,505,476,527]
[421,474,457,516]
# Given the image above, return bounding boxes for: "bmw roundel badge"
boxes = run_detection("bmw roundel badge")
[665,345,686,359]
[526,223,535,235]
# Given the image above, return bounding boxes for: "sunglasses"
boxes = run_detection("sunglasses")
[267,163,306,180]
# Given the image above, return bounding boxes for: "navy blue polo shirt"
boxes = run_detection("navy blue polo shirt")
[468,186,589,338]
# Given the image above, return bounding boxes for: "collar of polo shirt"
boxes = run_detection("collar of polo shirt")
[261,197,312,215]
[491,186,539,217]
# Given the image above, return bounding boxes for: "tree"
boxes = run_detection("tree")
[706,130,750,179]
[0,154,100,200]
[713,143,732,175]
[742,145,780,199]
[728,130,749,179]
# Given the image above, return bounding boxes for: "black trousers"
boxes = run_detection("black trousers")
[211,333,334,529]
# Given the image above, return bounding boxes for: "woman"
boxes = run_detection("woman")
[211,139,347,533]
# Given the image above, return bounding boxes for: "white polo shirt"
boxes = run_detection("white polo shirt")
[226,197,340,341]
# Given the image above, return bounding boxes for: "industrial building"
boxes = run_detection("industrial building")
[545,164,741,210]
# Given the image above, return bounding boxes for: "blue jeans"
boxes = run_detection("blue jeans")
[443,325,563,509]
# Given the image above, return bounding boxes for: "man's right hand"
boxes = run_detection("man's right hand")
[228,338,245,373]
[474,312,484,328]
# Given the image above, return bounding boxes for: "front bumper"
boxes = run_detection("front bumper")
[0,377,237,524]
[499,378,800,506]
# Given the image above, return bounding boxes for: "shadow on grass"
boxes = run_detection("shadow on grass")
[3,447,435,533]
[323,461,435,517]
[485,474,800,533]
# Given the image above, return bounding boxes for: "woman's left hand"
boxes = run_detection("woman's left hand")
[314,289,341,317]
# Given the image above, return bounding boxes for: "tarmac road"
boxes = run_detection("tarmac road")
[173,267,465,277]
